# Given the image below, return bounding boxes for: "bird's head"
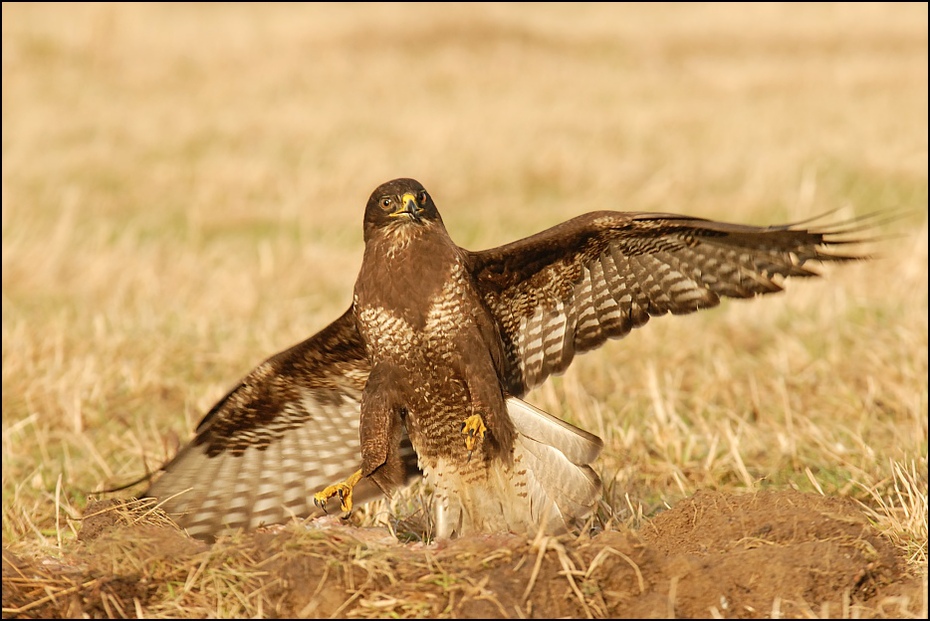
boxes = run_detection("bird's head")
[363,178,444,242]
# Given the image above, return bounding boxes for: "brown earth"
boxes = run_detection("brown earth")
[3,490,925,619]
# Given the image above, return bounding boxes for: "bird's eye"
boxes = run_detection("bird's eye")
[379,197,393,210]
[418,191,428,205]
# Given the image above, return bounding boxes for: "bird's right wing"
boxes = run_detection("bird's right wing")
[468,210,874,396]
[143,308,419,541]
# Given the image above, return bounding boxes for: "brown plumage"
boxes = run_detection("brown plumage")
[143,177,871,541]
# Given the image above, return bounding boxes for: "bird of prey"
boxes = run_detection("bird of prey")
[142,177,870,541]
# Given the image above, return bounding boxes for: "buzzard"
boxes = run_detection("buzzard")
[143,177,870,541]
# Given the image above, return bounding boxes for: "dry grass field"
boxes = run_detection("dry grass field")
[2,3,928,618]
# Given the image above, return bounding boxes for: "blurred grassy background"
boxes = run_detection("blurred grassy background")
[2,3,927,565]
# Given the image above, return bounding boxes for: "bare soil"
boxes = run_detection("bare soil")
[3,490,924,618]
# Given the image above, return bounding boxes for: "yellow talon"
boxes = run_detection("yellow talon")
[313,469,363,514]
[460,414,487,460]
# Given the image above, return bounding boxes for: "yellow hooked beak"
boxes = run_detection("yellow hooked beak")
[395,192,422,221]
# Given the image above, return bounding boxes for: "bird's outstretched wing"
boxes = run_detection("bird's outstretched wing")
[143,308,419,540]
[468,211,872,396]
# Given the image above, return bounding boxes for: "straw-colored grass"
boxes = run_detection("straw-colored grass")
[2,3,927,618]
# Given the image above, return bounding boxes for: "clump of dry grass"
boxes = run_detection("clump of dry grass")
[4,491,927,618]
[2,3,927,618]
[857,458,929,568]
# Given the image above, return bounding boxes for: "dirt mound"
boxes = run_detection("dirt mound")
[3,491,925,618]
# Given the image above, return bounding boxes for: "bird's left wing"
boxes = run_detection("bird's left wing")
[467,210,871,396]
[143,308,419,540]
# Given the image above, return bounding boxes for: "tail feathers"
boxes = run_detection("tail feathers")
[506,397,603,526]
[518,433,602,521]
[506,397,603,465]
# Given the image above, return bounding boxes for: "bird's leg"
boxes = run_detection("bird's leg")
[460,414,488,460]
[313,469,363,514]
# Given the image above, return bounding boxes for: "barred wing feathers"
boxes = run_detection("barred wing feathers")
[144,308,419,540]
[469,211,867,396]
